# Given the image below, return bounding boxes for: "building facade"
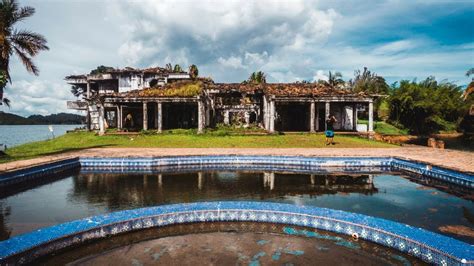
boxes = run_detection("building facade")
[66,67,377,135]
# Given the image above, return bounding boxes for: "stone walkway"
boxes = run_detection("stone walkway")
[1,147,473,173]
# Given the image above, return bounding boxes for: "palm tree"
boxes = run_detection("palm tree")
[0,0,49,105]
[173,64,182,72]
[188,64,198,79]
[246,71,266,84]
[327,71,344,87]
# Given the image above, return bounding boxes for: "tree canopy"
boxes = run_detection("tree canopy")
[388,77,470,134]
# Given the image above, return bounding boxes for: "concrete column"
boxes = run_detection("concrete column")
[263,97,268,130]
[325,102,330,131]
[315,103,320,131]
[352,103,357,131]
[310,174,315,185]
[157,102,162,133]
[198,100,205,134]
[368,101,374,132]
[98,105,105,135]
[143,102,148,131]
[116,105,120,129]
[244,111,250,126]
[310,101,315,133]
[269,100,275,133]
[86,82,91,131]
[205,104,211,126]
[224,110,230,125]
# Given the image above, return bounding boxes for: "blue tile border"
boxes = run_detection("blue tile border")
[0,201,472,265]
[0,155,472,189]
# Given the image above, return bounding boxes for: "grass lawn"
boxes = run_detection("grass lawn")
[358,120,409,135]
[0,131,395,163]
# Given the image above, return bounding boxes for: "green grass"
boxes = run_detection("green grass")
[0,131,395,163]
[358,120,409,135]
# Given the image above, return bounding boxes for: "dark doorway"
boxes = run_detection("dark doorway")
[318,106,326,131]
[275,103,310,132]
[163,103,198,129]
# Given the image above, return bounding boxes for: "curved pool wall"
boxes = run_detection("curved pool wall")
[0,201,472,265]
[0,155,472,189]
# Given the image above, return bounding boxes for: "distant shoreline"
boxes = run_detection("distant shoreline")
[0,111,84,125]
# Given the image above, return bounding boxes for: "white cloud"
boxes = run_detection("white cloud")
[313,70,329,82]
[218,56,245,69]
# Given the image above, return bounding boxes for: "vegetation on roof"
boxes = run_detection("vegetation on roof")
[136,80,204,97]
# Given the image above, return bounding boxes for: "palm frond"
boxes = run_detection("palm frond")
[13,46,39,75]
[11,30,49,56]
[2,97,10,108]
[12,6,34,23]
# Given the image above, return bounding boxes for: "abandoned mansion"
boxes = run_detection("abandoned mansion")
[66,66,378,134]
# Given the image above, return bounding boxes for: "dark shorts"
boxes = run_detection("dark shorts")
[325,130,334,138]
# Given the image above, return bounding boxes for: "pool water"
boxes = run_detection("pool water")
[0,170,472,244]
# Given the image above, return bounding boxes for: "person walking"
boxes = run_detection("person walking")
[325,115,337,145]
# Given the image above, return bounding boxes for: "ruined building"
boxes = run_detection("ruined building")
[66,66,378,134]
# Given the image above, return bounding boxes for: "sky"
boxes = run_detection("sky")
[2,0,473,116]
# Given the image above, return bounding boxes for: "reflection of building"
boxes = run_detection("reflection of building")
[71,171,378,210]
[66,66,379,134]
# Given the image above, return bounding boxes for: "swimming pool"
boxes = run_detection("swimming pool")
[0,156,472,264]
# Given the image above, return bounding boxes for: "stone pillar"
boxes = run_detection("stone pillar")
[310,174,315,185]
[116,105,121,129]
[368,101,374,132]
[352,103,357,131]
[224,110,230,125]
[269,100,275,133]
[86,82,91,131]
[244,111,250,126]
[310,101,315,133]
[98,105,105,136]
[315,103,320,131]
[205,104,211,126]
[143,102,148,131]
[157,102,162,133]
[198,99,205,134]
[325,102,330,131]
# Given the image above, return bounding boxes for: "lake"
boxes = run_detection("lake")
[0,125,82,148]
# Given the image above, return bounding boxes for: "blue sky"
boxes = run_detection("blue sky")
[2,0,473,116]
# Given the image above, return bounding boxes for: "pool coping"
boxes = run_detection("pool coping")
[0,155,472,189]
[0,201,472,265]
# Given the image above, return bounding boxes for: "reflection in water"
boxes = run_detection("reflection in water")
[0,170,472,244]
[68,172,377,211]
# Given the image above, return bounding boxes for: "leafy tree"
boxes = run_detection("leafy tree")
[245,71,266,84]
[90,65,114,75]
[188,64,199,79]
[350,67,390,119]
[173,64,182,72]
[0,0,49,104]
[388,77,469,134]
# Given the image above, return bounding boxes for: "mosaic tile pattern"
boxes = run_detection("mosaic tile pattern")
[0,158,79,187]
[0,201,472,265]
